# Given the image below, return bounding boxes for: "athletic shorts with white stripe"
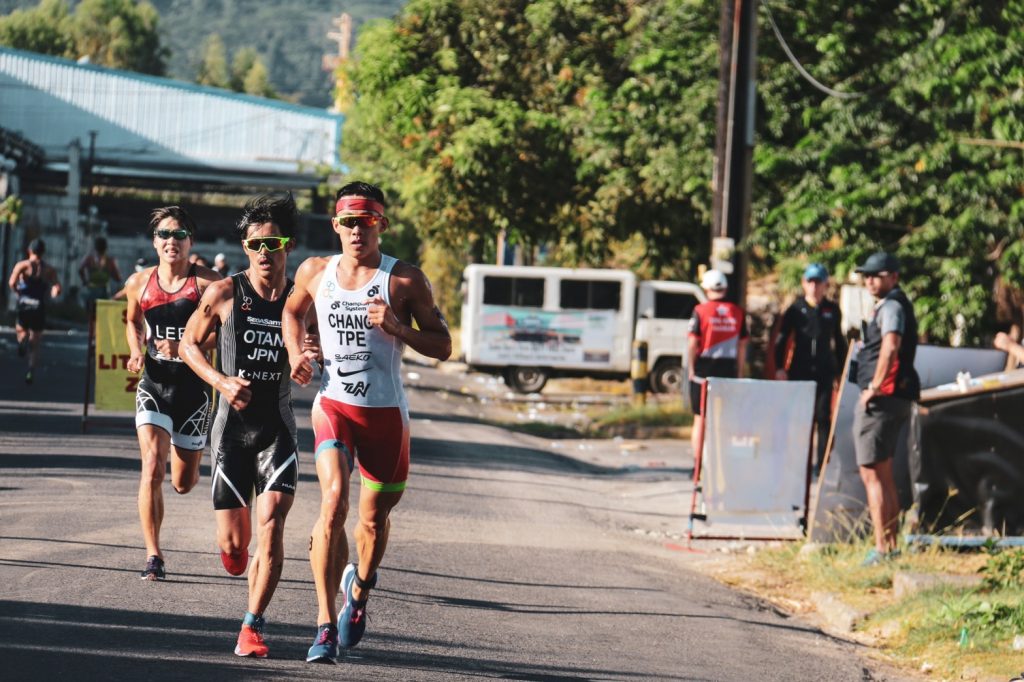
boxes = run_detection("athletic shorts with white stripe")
[210,409,298,510]
[135,373,211,451]
[312,394,410,493]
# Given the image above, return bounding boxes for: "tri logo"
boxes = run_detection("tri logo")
[343,381,370,397]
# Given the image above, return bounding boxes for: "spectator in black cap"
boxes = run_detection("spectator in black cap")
[7,238,62,384]
[774,263,847,474]
[852,251,920,566]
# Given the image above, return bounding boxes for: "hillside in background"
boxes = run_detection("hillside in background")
[0,0,404,106]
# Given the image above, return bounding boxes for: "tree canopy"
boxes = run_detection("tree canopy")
[341,0,1024,342]
[0,0,167,74]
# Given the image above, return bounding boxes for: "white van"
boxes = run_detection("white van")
[460,264,705,393]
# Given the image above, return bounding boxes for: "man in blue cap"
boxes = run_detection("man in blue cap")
[774,263,847,474]
[852,251,919,566]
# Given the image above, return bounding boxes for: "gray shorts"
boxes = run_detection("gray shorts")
[853,396,913,466]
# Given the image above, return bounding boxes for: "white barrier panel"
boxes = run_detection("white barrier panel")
[691,378,815,539]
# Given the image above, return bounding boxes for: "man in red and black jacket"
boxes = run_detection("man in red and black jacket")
[687,269,748,459]
[774,263,847,473]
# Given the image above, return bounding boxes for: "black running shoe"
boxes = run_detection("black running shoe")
[140,555,165,581]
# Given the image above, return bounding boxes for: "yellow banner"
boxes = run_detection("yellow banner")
[94,299,137,412]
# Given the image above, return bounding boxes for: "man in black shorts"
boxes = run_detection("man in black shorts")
[181,194,316,657]
[124,207,221,580]
[7,238,61,384]
[853,252,919,566]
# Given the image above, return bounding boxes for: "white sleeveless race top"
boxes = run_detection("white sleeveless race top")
[315,253,407,409]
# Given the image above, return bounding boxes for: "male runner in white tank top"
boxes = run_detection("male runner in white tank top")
[283,181,451,663]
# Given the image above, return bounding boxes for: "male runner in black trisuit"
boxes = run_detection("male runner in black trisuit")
[181,194,316,657]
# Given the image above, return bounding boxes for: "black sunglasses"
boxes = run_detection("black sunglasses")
[242,236,292,253]
[154,228,191,241]
[336,215,383,230]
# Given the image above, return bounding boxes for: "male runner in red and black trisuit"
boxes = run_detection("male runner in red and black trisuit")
[282,181,452,663]
[124,207,221,580]
[8,238,61,384]
[181,194,317,657]
[687,269,748,459]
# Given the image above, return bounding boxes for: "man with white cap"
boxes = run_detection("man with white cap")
[687,269,748,460]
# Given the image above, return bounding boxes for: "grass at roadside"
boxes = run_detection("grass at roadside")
[487,400,692,440]
[586,401,692,435]
[734,539,1024,680]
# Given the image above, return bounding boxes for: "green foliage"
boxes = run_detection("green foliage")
[749,0,1024,342]
[979,549,1024,590]
[342,0,714,284]
[0,0,72,56]
[195,33,228,88]
[0,194,23,224]
[0,0,167,74]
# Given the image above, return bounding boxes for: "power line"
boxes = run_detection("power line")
[759,0,865,100]
[760,0,959,102]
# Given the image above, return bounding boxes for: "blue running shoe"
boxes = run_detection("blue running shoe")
[338,563,376,648]
[140,555,165,581]
[306,623,338,663]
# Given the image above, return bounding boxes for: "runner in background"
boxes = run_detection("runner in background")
[7,238,61,384]
[124,207,221,580]
[687,269,748,460]
[282,181,452,663]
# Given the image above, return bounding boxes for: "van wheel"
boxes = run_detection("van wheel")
[649,359,683,394]
[504,366,548,394]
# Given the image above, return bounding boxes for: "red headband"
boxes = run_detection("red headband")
[335,197,385,216]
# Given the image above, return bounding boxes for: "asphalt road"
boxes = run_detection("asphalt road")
[0,329,906,681]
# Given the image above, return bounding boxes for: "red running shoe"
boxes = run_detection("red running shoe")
[221,550,248,576]
[234,619,268,658]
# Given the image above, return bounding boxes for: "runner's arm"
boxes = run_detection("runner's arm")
[8,260,24,292]
[46,264,61,299]
[124,271,148,373]
[181,280,251,410]
[373,266,451,361]
[283,258,319,385]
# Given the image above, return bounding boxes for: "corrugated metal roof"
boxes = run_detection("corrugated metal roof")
[0,46,342,178]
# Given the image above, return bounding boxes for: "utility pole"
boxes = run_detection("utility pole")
[323,13,353,112]
[711,0,758,309]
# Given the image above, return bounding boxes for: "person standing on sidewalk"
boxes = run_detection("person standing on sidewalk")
[774,263,847,474]
[687,269,748,460]
[79,236,122,311]
[282,181,452,663]
[8,238,61,384]
[124,207,221,580]
[180,194,311,657]
[853,252,920,566]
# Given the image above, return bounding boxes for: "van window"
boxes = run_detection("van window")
[560,280,621,310]
[483,276,544,307]
[654,291,699,319]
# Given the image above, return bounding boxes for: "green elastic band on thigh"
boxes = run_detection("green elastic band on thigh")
[315,439,342,461]
[361,478,406,493]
